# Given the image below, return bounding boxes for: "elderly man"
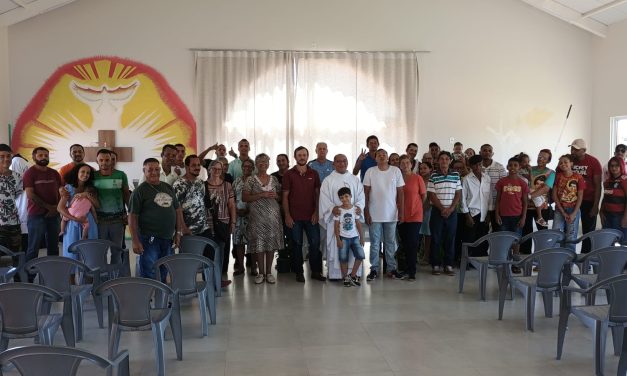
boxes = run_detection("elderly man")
[58,144,85,184]
[570,138,602,253]
[319,154,365,280]
[139,144,180,186]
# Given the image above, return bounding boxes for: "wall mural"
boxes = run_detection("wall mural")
[11,56,196,169]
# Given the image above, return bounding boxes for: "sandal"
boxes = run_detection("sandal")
[535,218,548,227]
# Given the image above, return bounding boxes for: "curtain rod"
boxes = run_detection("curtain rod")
[189,48,430,53]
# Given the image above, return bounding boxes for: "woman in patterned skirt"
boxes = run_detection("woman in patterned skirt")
[243,153,283,284]
[232,159,254,276]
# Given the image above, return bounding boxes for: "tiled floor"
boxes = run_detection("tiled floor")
[4,257,622,376]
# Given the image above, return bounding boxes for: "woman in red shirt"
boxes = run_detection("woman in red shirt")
[601,156,627,243]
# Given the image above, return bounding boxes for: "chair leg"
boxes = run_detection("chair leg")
[618,327,627,376]
[497,266,508,320]
[75,295,84,341]
[526,286,536,332]
[479,265,487,301]
[197,292,209,337]
[108,324,122,360]
[93,291,104,329]
[169,297,183,361]
[458,258,467,293]
[556,302,570,359]
[152,322,167,376]
[542,290,553,318]
[611,325,624,357]
[60,297,76,347]
[594,320,608,376]
[214,248,223,297]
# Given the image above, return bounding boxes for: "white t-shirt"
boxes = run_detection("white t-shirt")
[363,166,405,222]
[334,206,360,238]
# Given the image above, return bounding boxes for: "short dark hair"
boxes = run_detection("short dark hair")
[64,163,95,188]
[438,151,452,159]
[539,148,552,162]
[616,144,627,153]
[507,157,520,165]
[366,135,379,144]
[69,144,84,152]
[184,154,199,167]
[559,154,573,163]
[468,155,482,166]
[0,144,12,153]
[406,143,418,150]
[32,147,49,156]
[453,142,462,147]
[276,153,289,161]
[480,144,492,150]
[161,144,176,156]
[110,150,118,157]
[294,146,308,157]
[429,142,439,148]
[420,161,433,170]
[338,187,351,197]
[143,158,160,166]
[174,143,185,149]
[96,149,111,157]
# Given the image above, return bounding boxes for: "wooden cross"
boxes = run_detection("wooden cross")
[84,130,133,162]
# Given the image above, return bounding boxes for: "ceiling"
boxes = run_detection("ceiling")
[0,0,625,38]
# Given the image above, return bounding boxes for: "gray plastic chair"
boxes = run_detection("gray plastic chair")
[565,229,623,273]
[557,274,627,376]
[179,236,223,297]
[570,246,627,305]
[95,277,182,376]
[25,256,99,346]
[68,239,130,328]
[155,253,216,336]
[0,283,65,350]
[518,230,565,276]
[0,244,27,282]
[0,344,130,376]
[619,327,627,376]
[459,231,521,301]
[498,247,576,331]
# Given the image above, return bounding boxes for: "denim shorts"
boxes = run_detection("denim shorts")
[338,236,365,263]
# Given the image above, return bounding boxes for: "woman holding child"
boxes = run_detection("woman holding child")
[58,163,100,259]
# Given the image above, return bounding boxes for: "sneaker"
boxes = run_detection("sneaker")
[295,273,305,283]
[349,274,361,286]
[445,266,455,276]
[265,274,276,284]
[254,274,264,284]
[343,276,352,287]
[432,266,442,275]
[366,270,378,281]
[407,275,416,282]
[391,270,408,280]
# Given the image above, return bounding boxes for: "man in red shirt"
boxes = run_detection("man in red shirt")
[569,138,602,253]
[283,146,323,283]
[23,147,62,262]
[58,144,84,185]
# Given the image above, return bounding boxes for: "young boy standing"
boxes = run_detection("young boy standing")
[334,187,365,287]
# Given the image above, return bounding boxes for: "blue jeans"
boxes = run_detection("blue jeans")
[500,215,522,235]
[369,222,397,272]
[26,214,60,261]
[552,207,580,251]
[602,212,627,244]
[429,208,457,267]
[338,236,365,263]
[138,235,172,282]
[291,221,321,275]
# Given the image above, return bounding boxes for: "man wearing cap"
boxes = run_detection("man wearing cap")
[570,138,602,253]
[603,143,626,181]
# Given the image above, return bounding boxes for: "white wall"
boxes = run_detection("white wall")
[592,19,627,164]
[0,26,9,145]
[7,0,594,168]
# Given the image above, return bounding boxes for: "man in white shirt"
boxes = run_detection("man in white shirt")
[319,154,365,280]
[460,155,491,256]
[139,144,181,185]
[363,149,404,281]
[480,144,507,232]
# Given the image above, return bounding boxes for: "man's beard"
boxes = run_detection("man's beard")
[35,159,49,166]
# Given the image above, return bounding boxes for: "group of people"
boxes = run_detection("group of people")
[0,134,625,288]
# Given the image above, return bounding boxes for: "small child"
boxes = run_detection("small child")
[452,142,464,161]
[530,175,549,227]
[552,154,585,251]
[60,189,97,240]
[334,187,365,287]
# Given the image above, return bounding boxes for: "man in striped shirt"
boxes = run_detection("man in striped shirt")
[480,144,507,232]
[428,151,462,276]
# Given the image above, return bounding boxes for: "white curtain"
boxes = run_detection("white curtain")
[195,50,419,165]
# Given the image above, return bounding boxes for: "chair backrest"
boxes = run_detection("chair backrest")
[534,247,576,288]
[593,246,627,282]
[0,244,20,257]
[582,229,623,251]
[520,229,565,253]
[95,277,174,327]
[154,254,213,293]
[483,231,521,264]
[0,345,124,376]
[179,235,219,260]
[68,239,123,269]
[25,256,91,295]
[0,283,61,335]
[595,274,627,323]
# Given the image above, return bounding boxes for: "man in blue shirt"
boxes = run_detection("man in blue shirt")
[308,142,334,182]
[352,135,379,182]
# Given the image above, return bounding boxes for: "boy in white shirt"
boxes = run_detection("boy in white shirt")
[334,187,365,287]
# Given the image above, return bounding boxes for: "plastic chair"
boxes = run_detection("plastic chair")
[518,230,565,275]
[570,246,627,304]
[498,247,576,331]
[155,253,216,336]
[179,236,223,297]
[0,283,65,350]
[459,231,521,301]
[557,274,627,376]
[68,239,130,328]
[95,277,182,376]
[0,244,27,282]
[25,256,99,346]
[0,344,130,376]
[565,229,623,273]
